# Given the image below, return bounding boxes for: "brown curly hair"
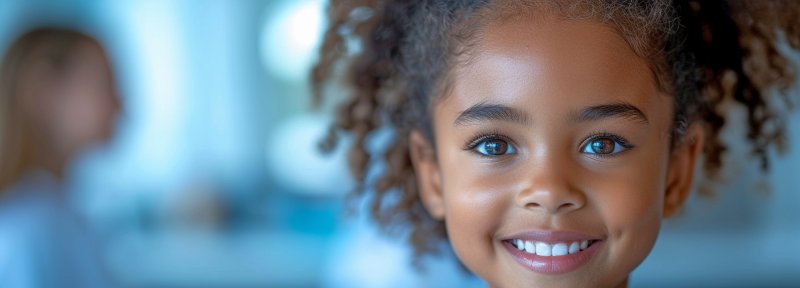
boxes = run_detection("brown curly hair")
[312,0,800,261]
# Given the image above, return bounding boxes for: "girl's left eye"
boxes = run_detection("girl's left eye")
[473,138,517,156]
[581,135,632,156]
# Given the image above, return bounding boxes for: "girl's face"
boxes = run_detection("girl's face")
[45,40,120,157]
[411,17,703,287]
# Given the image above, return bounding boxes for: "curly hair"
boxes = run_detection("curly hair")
[312,0,800,261]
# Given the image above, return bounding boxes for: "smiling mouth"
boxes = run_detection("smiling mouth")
[501,231,603,274]
[506,239,600,257]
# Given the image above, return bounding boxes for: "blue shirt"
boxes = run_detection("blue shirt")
[0,171,112,288]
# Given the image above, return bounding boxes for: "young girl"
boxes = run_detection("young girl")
[313,1,799,287]
[0,27,120,287]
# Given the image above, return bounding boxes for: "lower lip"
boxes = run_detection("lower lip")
[502,240,602,275]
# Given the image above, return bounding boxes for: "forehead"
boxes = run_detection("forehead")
[438,16,668,124]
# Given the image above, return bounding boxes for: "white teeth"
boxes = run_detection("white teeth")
[535,242,551,256]
[524,241,535,253]
[511,239,594,256]
[568,242,580,254]
[552,243,568,256]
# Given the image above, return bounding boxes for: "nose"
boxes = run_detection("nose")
[514,156,585,214]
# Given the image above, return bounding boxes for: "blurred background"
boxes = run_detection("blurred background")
[0,0,797,287]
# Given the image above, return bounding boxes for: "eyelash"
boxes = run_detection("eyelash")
[463,131,634,158]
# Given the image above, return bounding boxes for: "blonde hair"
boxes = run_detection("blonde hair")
[0,28,94,192]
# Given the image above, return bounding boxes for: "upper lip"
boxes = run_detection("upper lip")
[502,230,602,243]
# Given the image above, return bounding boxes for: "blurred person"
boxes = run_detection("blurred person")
[0,27,121,287]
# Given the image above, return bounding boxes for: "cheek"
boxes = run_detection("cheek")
[438,150,522,274]
[589,164,665,234]
[53,80,113,142]
[583,148,669,271]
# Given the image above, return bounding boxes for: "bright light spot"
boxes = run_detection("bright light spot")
[265,114,353,196]
[126,0,184,183]
[261,0,324,82]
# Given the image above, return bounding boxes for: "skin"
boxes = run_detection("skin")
[410,17,704,288]
[22,39,121,177]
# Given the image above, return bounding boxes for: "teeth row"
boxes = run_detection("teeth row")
[511,239,590,256]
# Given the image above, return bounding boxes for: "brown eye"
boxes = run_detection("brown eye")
[474,138,517,156]
[590,138,615,154]
[581,135,632,156]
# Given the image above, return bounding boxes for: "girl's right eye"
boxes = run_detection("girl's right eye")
[471,137,517,156]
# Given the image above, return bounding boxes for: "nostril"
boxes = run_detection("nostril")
[526,202,542,208]
[558,202,577,210]
[516,188,585,213]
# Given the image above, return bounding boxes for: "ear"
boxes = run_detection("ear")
[663,124,705,217]
[409,130,445,220]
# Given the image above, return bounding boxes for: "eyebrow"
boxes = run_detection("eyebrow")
[453,102,648,126]
[572,103,649,124]
[454,103,530,126]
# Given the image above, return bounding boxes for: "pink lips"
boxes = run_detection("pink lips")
[502,231,603,275]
